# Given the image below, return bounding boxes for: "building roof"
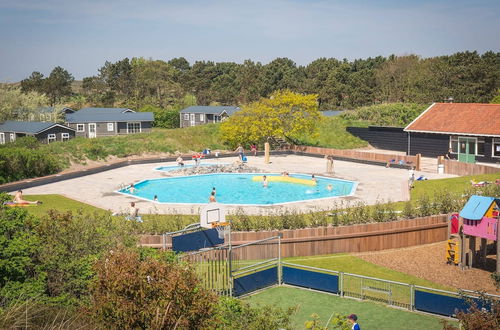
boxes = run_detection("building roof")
[459,195,499,220]
[404,103,500,137]
[179,106,240,115]
[321,110,344,117]
[66,112,154,123]
[77,107,135,114]
[0,121,75,134]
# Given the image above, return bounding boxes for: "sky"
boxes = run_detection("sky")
[0,0,499,81]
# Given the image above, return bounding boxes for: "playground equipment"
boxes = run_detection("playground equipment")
[251,175,317,186]
[446,195,500,270]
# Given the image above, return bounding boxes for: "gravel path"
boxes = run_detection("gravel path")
[356,242,499,294]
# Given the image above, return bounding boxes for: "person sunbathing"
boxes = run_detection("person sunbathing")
[13,190,41,204]
[471,180,490,187]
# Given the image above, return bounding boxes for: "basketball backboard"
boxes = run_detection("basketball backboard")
[200,203,226,228]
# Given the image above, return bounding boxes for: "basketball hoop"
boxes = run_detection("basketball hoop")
[212,222,230,239]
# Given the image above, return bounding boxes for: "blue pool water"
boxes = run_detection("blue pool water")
[120,173,356,205]
[155,163,229,172]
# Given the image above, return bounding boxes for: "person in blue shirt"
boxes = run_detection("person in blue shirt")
[347,314,360,330]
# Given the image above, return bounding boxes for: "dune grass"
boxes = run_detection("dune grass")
[295,116,369,149]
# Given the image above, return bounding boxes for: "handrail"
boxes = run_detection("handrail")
[281,262,340,275]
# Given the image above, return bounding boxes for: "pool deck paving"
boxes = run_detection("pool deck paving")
[14,154,456,215]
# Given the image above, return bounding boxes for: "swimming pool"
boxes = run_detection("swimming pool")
[119,173,357,205]
[155,163,229,172]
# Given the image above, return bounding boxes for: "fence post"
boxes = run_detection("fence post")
[410,284,415,311]
[278,234,282,285]
[339,272,344,297]
[416,153,421,171]
[162,233,166,250]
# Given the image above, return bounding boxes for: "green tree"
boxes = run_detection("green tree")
[20,72,45,94]
[221,90,320,146]
[44,66,74,105]
[490,89,500,103]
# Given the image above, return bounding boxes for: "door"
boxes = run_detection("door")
[190,114,195,126]
[458,137,476,163]
[88,123,97,138]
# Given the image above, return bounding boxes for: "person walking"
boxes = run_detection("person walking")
[347,314,360,330]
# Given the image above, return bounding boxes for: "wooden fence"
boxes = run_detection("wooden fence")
[443,159,500,176]
[290,145,420,170]
[139,215,448,258]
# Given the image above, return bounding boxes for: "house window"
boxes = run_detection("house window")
[184,114,189,120]
[47,134,56,143]
[107,123,114,132]
[61,133,70,141]
[493,138,500,158]
[199,114,204,121]
[127,122,141,134]
[477,137,485,156]
[10,133,15,142]
[77,124,85,132]
[0,133,4,144]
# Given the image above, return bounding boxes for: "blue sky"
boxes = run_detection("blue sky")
[0,0,499,81]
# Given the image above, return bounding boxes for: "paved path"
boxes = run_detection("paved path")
[15,155,456,215]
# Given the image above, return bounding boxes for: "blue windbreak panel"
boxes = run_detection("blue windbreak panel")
[282,266,339,294]
[233,267,278,296]
[172,228,223,252]
[415,290,489,317]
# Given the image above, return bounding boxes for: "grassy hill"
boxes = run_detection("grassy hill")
[43,124,225,166]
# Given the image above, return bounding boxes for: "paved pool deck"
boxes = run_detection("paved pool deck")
[14,154,456,215]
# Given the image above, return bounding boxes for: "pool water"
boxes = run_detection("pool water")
[120,173,356,205]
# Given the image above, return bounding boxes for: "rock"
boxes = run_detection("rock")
[168,163,264,176]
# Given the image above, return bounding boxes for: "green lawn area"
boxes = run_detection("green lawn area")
[285,254,452,291]
[246,286,454,330]
[411,172,500,200]
[16,194,108,218]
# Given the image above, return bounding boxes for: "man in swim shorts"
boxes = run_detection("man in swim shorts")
[13,190,40,204]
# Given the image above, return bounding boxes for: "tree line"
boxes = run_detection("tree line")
[19,51,500,112]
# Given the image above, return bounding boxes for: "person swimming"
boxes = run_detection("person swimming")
[153,195,158,202]
[209,191,216,203]
[129,183,136,194]
[262,175,268,188]
[327,184,333,192]
[212,187,216,196]
[311,174,316,182]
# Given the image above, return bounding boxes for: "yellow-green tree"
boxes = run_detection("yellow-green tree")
[221,90,320,146]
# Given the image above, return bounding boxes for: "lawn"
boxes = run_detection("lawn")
[284,254,452,291]
[246,286,454,330]
[15,194,108,218]
[411,172,500,200]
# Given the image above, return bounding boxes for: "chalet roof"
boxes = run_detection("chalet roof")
[459,195,499,220]
[179,106,240,115]
[0,121,75,134]
[77,107,135,114]
[66,112,154,123]
[404,103,500,137]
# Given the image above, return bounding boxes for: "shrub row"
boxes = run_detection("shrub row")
[0,147,62,184]
[134,186,499,234]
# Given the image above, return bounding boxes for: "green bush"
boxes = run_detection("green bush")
[216,296,294,329]
[0,147,62,184]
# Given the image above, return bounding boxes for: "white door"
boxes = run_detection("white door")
[88,123,97,138]
[190,114,195,126]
